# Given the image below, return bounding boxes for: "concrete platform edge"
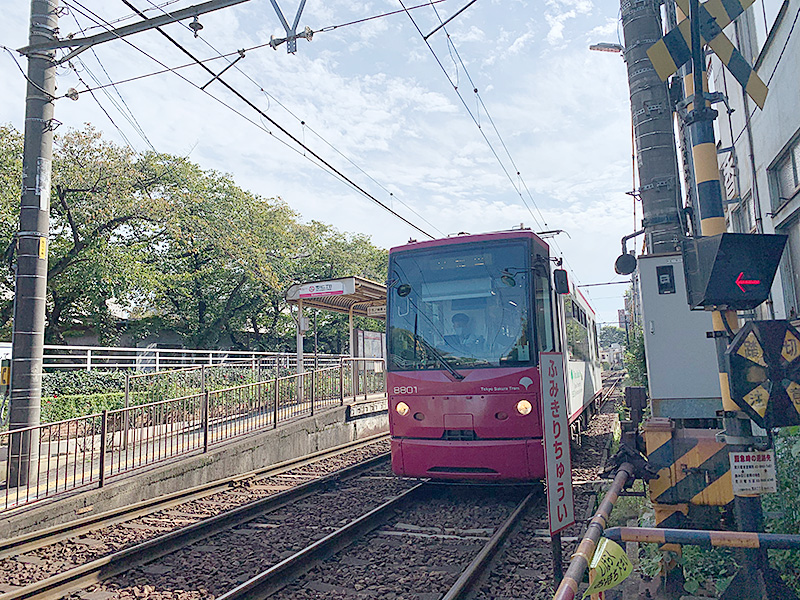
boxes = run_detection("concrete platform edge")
[1,402,388,539]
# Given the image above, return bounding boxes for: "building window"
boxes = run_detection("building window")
[731,193,755,233]
[771,137,800,211]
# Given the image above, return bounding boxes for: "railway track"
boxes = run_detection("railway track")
[0,435,394,599]
[2,378,623,600]
[223,483,542,600]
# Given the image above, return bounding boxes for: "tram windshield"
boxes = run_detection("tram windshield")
[388,239,554,372]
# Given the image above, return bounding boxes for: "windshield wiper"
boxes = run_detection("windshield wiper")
[413,315,465,380]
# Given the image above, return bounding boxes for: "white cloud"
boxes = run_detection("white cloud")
[0,0,635,325]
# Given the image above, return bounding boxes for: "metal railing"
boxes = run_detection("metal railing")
[1,358,385,511]
[41,344,346,372]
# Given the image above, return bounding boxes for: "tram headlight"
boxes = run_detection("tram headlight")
[395,401,410,416]
[515,399,532,415]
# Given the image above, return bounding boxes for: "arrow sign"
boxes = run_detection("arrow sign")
[736,272,761,293]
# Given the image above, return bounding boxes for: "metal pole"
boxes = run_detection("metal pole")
[682,0,772,591]
[99,410,108,487]
[202,390,209,452]
[619,0,683,255]
[8,0,59,488]
[123,373,130,449]
[551,532,564,586]
[339,360,344,406]
[273,377,279,429]
[553,463,634,600]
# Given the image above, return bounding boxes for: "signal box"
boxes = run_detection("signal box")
[681,233,787,310]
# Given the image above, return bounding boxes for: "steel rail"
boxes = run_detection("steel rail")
[0,432,389,559]
[216,482,428,600]
[0,449,391,600]
[441,488,541,599]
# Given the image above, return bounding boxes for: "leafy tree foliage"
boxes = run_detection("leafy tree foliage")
[599,325,626,348]
[0,124,388,350]
[624,323,647,387]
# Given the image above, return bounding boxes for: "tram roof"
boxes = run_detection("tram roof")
[285,276,386,319]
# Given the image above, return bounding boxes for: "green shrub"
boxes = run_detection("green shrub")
[42,370,126,397]
[763,426,800,595]
[41,392,125,422]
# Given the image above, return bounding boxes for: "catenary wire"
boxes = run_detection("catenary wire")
[135,0,446,237]
[399,2,589,283]
[398,0,547,232]
[428,2,550,230]
[69,10,157,151]
[61,0,436,239]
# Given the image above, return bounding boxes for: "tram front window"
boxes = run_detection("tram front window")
[388,241,538,371]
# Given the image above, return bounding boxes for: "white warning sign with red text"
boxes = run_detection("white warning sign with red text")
[540,352,575,535]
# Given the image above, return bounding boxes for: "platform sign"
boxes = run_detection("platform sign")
[297,280,346,298]
[725,320,800,429]
[730,450,777,495]
[540,352,575,535]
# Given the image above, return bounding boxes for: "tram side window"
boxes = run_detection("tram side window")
[533,255,555,355]
[565,297,590,361]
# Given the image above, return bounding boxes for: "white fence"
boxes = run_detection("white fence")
[39,345,346,372]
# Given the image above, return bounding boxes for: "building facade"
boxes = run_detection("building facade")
[711,0,800,319]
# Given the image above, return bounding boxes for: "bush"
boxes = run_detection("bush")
[41,392,125,422]
[763,426,800,595]
[624,324,647,388]
[42,370,126,397]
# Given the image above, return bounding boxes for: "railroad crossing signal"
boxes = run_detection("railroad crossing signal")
[646,0,768,108]
[725,320,800,429]
[682,233,787,310]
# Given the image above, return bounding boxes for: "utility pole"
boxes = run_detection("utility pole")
[620,0,683,256]
[8,0,59,487]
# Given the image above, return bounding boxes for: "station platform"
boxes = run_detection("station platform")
[0,394,387,539]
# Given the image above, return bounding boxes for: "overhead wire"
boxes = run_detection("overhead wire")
[399,2,589,285]
[428,2,550,231]
[398,0,548,232]
[60,0,436,239]
[136,0,445,237]
[68,9,157,151]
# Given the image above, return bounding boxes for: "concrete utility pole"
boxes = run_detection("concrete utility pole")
[8,0,59,487]
[620,0,684,255]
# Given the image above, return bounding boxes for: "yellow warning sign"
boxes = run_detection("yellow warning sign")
[782,330,800,363]
[743,385,769,417]
[38,237,47,260]
[583,538,633,598]
[787,382,800,416]
[737,332,767,366]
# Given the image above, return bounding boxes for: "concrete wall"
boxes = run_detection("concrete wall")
[1,402,387,539]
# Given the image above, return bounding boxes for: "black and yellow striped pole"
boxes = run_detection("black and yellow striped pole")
[682,0,773,591]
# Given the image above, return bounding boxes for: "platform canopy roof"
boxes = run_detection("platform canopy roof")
[285,276,386,319]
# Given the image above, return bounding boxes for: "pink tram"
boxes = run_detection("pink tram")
[387,229,601,481]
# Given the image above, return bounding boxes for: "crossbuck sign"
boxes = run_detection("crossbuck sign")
[540,352,575,535]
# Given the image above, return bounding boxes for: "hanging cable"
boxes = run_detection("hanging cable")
[62,0,436,239]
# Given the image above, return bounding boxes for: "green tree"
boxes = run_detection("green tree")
[624,323,647,387]
[0,123,389,351]
[0,125,167,343]
[599,325,626,348]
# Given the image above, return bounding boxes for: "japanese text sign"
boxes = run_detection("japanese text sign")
[583,538,633,598]
[730,450,777,495]
[298,281,345,298]
[540,352,575,535]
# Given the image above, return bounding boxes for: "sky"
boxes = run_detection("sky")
[0,0,636,328]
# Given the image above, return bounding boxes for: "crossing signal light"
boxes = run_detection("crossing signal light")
[682,233,787,310]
